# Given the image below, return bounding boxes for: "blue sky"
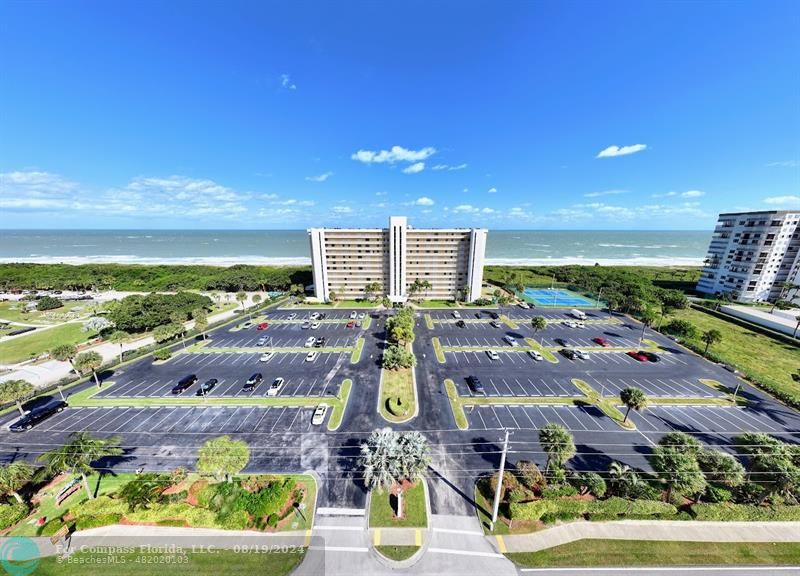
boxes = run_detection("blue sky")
[1,0,798,230]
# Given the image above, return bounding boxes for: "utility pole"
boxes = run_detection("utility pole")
[490,429,510,531]
[732,381,741,405]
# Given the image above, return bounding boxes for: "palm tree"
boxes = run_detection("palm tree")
[620,387,648,424]
[772,282,799,312]
[530,316,547,338]
[701,329,722,357]
[0,462,34,503]
[50,343,78,373]
[74,350,104,387]
[236,290,247,313]
[0,379,35,416]
[108,330,129,363]
[538,423,576,474]
[252,293,262,309]
[639,306,659,345]
[38,432,123,500]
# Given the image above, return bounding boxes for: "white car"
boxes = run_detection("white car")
[259,352,274,362]
[575,321,586,329]
[517,302,530,309]
[486,350,500,360]
[310,312,320,320]
[312,404,329,426]
[564,320,578,328]
[304,336,316,348]
[267,377,285,397]
[306,351,318,362]
[287,313,297,320]
[504,335,518,347]
[527,350,543,361]
[311,322,321,329]
[358,312,366,319]
[452,311,461,319]
[349,311,358,319]
[575,350,590,360]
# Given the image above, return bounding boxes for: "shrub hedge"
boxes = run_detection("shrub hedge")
[75,513,122,530]
[509,497,677,521]
[0,502,29,530]
[691,503,800,521]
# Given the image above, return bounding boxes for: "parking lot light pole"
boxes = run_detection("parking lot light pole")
[490,428,510,532]
[596,287,605,309]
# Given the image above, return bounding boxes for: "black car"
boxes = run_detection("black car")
[171,374,198,394]
[642,351,661,362]
[196,378,219,396]
[555,338,569,347]
[456,320,466,328]
[314,337,326,348]
[467,376,485,394]
[318,313,327,320]
[10,400,68,432]
[560,348,577,360]
[243,373,263,392]
[490,312,500,320]
[475,312,482,319]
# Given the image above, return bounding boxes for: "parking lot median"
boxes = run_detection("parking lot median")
[350,338,365,364]
[431,337,446,363]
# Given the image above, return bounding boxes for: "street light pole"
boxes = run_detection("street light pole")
[490,429,510,531]
[597,287,605,310]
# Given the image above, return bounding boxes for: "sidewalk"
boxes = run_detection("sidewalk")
[493,520,800,554]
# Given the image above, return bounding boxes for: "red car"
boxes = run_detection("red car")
[346,320,354,329]
[627,350,649,362]
[256,322,269,330]
[592,336,610,347]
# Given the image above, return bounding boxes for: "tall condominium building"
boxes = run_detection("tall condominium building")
[696,210,800,303]
[308,216,488,303]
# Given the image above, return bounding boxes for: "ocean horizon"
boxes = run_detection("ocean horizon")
[0,229,711,267]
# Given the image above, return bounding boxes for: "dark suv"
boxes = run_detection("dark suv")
[467,376,485,395]
[171,374,198,394]
[10,399,68,432]
[243,373,263,392]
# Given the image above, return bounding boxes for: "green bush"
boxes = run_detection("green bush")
[156,519,187,527]
[126,502,216,527]
[38,518,66,537]
[70,496,127,519]
[509,497,677,522]
[217,509,251,530]
[76,513,122,530]
[153,348,172,361]
[234,478,295,519]
[691,503,800,521]
[386,397,409,416]
[0,502,29,530]
[541,484,578,498]
[267,513,279,527]
[36,296,63,311]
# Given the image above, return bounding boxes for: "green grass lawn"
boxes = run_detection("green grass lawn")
[10,472,136,536]
[444,379,467,429]
[0,300,102,325]
[506,540,800,568]
[369,481,427,528]
[379,367,416,422]
[375,545,420,561]
[350,337,365,363]
[666,307,800,405]
[0,323,96,364]
[327,379,352,431]
[31,549,306,576]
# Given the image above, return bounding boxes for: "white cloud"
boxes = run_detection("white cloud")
[413,196,434,206]
[351,145,436,165]
[487,187,498,193]
[764,195,800,205]
[332,205,352,214]
[481,207,495,214]
[766,160,799,167]
[453,204,478,213]
[584,189,627,198]
[652,190,705,199]
[375,191,388,196]
[596,144,647,158]
[305,172,333,182]
[272,199,316,207]
[432,163,468,171]
[403,162,425,174]
[280,74,296,90]
[0,171,79,210]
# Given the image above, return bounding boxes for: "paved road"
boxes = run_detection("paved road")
[517,569,800,576]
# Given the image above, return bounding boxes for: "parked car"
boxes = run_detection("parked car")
[306,351,318,362]
[301,322,311,330]
[267,377,285,397]
[490,320,501,328]
[570,309,587,320]
[312,404,329,425]
[310,312,320,320]
[304,336,316,348]
[555,337,569,347]
[314,337,326,348]
[452,311,461,319]
[287,313,297,320]
[486,350,500,360]
[171,374,197,394]
[503,335,518,347]
[318,313,327,320]
[243,321,253,328]
[560,348,577,360]
[243,373,263,391]
[196,378,218,396]
[311,322,321,329]
[358,312,366,319]
[575,322,585,329]
[517,302,530,309]
[642,351,661,362]
[626,350,649,362]
[356,320,362,327]
[574,350,590,360]
[349,311,358,319]
[592,336,610,347]
[10,399,68,432]
[456,320,466,328]
[527,350,543,361]
[490,312,500,320]
[346,320,354,329]
[257,322,269,330]
[467,376,485,394]
[260,352,274,362]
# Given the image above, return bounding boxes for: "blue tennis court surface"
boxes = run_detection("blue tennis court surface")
[522,288,597,307]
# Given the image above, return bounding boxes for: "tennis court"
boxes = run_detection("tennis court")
[521,288,598,307]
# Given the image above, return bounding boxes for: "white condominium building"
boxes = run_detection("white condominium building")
[308,216,488,303]
[696,210,800,303]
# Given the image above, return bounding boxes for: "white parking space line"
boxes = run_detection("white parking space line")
[717,406,778,432]
[130,407,170,432]
[149,407,178,430]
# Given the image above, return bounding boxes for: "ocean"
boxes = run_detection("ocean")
[0,230,711,267]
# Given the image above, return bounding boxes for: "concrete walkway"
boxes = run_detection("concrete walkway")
[493,520,800,554]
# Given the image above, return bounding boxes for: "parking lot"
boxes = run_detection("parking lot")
[466,403,619,432]
[210,326,361,349]
[95,349,349,399]
[30,405,327,435]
